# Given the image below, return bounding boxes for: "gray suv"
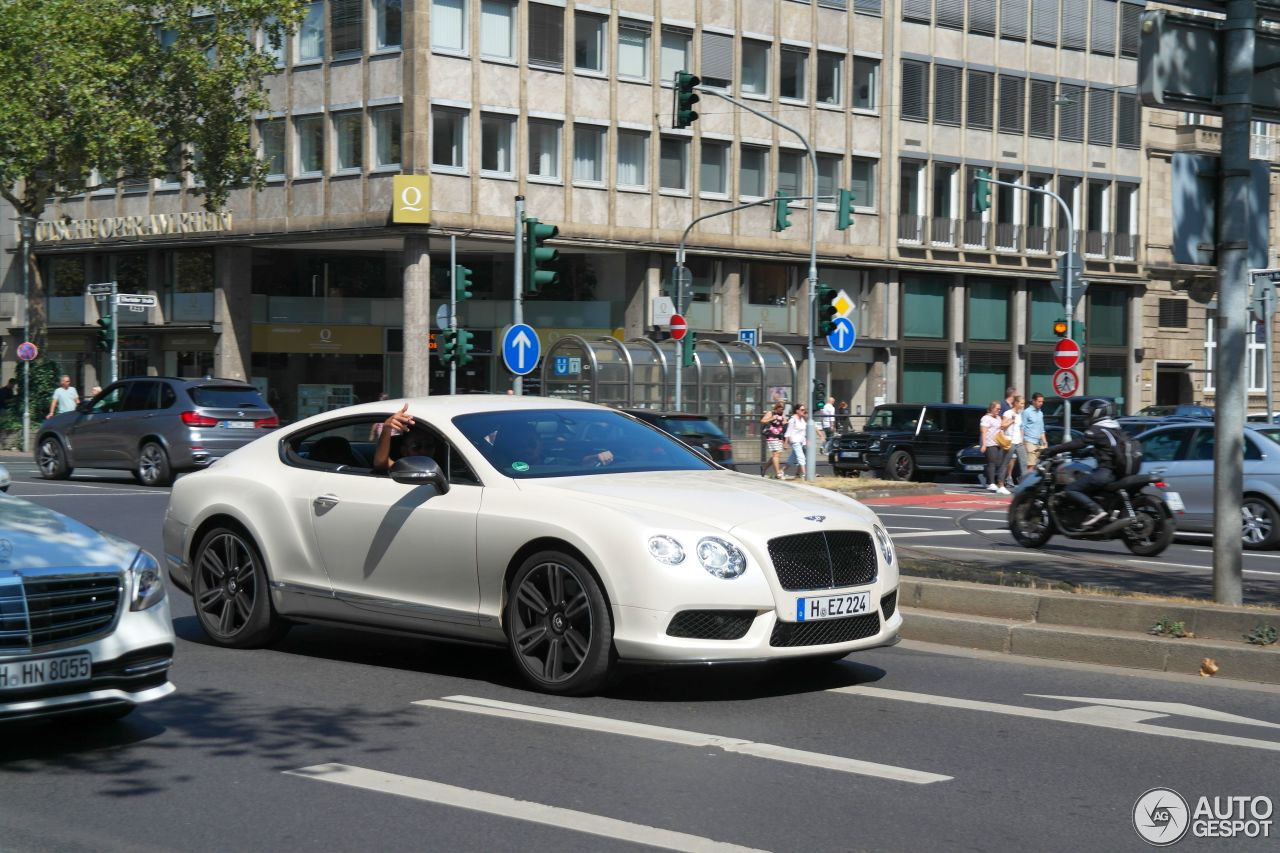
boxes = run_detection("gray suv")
[36,377,278,486]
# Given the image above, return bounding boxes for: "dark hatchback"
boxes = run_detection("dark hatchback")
[621,410,736,469]
[829,403,986,481]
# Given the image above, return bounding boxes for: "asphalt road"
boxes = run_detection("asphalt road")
[1,464,1278,852]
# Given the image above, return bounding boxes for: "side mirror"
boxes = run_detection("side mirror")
[389,456,450,494]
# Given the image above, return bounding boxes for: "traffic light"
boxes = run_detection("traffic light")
[454,264,473,301]
[457,328,475,366]
[1053,319,1069,338]
[524,217,559,293]
[814,380,827,410]
[96,315,114,352]
[836,188,855,231]
[816,284,838,337]
[772,191,793,232]
[439,329,457,365]
[680,332,697,368]
[971,169,992,213]
[673,70,700,129]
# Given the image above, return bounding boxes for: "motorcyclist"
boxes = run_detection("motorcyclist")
[1039,399,1126,528]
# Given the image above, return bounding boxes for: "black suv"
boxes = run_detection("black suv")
[829,403,986,481]
[622,410,736,469]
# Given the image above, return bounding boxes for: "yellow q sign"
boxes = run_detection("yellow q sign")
[392,175,432,224]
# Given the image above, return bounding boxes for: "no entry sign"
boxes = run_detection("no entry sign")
[670,314,687,341]
[1054,338,1081,370]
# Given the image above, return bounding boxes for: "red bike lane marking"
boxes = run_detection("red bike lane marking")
[862,494,1010,510]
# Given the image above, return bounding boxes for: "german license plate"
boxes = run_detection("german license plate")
[963,464,983,472]
[795,591,870,621]
[1165,491,1185,512]
[222,420,254,429]
[839,452,861,460]
[0,651,92,691]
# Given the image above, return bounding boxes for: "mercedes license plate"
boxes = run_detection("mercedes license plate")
[222,420,254,429]
[839,452,861,460]
[1164,491,1185,513]
[795,591,870,621]
[0,651,92,691]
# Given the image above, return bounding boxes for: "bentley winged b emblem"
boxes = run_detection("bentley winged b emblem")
[804,515,826,523]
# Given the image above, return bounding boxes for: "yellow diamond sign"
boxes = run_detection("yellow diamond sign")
[833,289,854,317]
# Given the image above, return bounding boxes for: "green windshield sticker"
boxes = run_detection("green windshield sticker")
[511,461,530,472]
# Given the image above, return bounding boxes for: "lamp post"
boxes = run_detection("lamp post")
[16,214,34,453]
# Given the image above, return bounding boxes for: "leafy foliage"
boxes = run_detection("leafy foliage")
[1148,618,1193,639]
[1244,623,1278,646]
[0,359,60,449]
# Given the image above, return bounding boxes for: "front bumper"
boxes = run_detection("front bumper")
[830,449,884,471]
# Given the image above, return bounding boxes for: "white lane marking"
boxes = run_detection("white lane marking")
[1027,695,1280,730]
[832,687,1280,753]
[286,764,769,853]
[14,491,169,498]
[885,526,930,532]
[1196,549,1280,562]
[11,479,131,490]
[873,513,956,520]
[416,695,950,785]
[886,530,974,539]
[1128,559,1280,577]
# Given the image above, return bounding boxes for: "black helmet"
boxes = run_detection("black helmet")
[1079,398,1115,425]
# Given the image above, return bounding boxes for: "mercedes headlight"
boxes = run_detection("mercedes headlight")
[129,549,167,611]
[647,535,686,565]
[873,525,895,566]
[868,441,881,451]
[696,537,747,579]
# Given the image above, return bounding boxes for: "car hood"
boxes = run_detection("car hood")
[518,469,877,532]
[841,429,914,441]
[0,494,138,572]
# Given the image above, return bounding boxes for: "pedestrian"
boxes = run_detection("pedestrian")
[999,386,1018,416]
[1023,392,1048,472]
[820,396,836,453]
[1001,396,1027,489]
[783,404,809,479]
[0,377,16,411]
[980,401,1007,494]
[760,401,788,479]
[47,375,79,419]
[837,400,850,430]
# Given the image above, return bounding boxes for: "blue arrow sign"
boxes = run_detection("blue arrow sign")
[826,317,856,353]
[502,323,541,376]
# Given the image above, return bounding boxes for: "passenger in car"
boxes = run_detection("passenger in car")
[373,405,440,472]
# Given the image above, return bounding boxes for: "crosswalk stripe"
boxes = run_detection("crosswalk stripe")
[415,695,951,785]
[286,763,770,853]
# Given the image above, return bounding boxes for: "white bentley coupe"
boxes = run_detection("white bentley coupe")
[162,396,901,694]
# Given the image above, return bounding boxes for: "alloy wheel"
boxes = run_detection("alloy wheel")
[139,445,164,485]
[510,561,593,685]
[196,533,259,639]
[37,439,63,478]
[1241,500,1275,547]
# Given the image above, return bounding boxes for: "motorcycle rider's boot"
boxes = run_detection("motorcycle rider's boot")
[1082,509,1107,528]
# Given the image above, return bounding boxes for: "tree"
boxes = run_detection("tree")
[0,0,304,345]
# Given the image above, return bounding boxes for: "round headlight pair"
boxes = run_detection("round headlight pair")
[873,525,895,566]
[647,535,747,579]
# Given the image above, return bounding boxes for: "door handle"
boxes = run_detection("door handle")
[313,494,340,510]
[1150,467,1167,475]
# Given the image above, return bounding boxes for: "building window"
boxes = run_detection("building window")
[1032,0,1058,45]
[432,107,467,170]
[968,280,1010,341]
[528,119,561,180]
[780,47,807,101]
[700,139,730,195]
[1116,93,1140,148]
[618,23,650,80]
[375,0,402,49]
[1088,287,1128,347]
[260,120,285,176]
[850,158,876,209]
[967,70,993,129]
[999,75,1025,134]
[969,0,997,35]
[901,59,927,120]
[660,29,691,84]
[1059,83,1084,141]
[334,111,363,171]
[296,115,324,174]
[701,31,733,88]
[261,17,285,66]
[331,0,363,56]
[904,0,932,23]
[572,124,605,182]
[1001,0,1028,39]
[480,0,515,60]
[1205,314,1266,392]
[528,3,563,69]
[298,1,324,61]
[1114,182,1137,256]
[817,155,841,202]
[1088,89,1114,145]
[817,52,844,105]
[574,12,606,72]
[617,129,648,188]
[739,145,767,198]
[659,137,689,191]
[937,0,964,29]
[1090,0,1116,55]
[481,113,514,175]
[934,65,961,126]
[1120,2,1140,58]
[903,276,948,338]
[741,40,769,96]
[1061,0,1087,50]
[1158,298,1188,329]
[432,0,467,53]
[777,150,804,199]
[373,106,402,168]
[1028,78,1055,137]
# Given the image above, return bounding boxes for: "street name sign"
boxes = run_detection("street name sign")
[116,294,157,307]
[86,282,115,295]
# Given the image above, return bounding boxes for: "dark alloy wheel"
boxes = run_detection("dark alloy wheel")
[1123,494,1176,556]
[36,436,72,480]
[1241,496,1280,550]
[1009,493,1054,548]
[135,442,173,487]
[884,449,916,481]
[192,527,287,648]
[506,551,613,695]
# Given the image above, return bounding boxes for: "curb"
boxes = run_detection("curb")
[898,577,1280,684]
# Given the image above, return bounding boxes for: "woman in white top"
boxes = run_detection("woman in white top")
[979,401,1006,493]
[783,404,809,480]
[1002,396,1027,489]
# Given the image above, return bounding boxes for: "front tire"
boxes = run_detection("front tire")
[883,450,916,481]
[192,527,288,648]
[1241,495,1280,550]
[135,442,173,487]
[506,550,614,695]
[36,436,72,480]
[1123,495,1176,557]
[1009,492,1054,547]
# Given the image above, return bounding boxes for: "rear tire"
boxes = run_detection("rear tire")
[135,442,173,487]
[1123,494,1176,557]
[884,450,916,481]
[1009,493,1054,548]
[36,436,72,480]
[1241,495,1280,550]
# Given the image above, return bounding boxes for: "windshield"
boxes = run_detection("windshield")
[654,417,727,438]
[1138,406,1175,417]
[189,386,271,409]
[1254,427,1280,446]
[865,406,924,431]
[454,409,717,478]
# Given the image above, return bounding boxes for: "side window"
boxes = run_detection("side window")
[1245,434,1264,461]
[1187,429,1214,461]
[1140,429,1189,463]
[91,385,126,414]
[122,381,154,412]
[415,423,480,486]
[286,419,378,473]
[159,384,177,408]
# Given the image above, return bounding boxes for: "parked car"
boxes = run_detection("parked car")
[36,377,279,487]
[1138,422,1280,549]
[1042,396,1120,427]
[1136,404,1215,420]
[0,494,174,723]
[1114,416,1186,437]
[829,403,986,481]
[620,409,736,469]
[0,463,9,492]
[955,427,1082,479]
[163,396,902,695]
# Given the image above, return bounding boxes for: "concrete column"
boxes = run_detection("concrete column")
[402,235,431,397]
[214,247,252,382]
[1128,285,1145,413]
[1011,280,1028,385]
[950,276,966,403]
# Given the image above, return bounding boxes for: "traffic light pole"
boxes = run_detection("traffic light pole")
[513,195,525,396]
[449,234,457,396]
[16,215,33,452]
[109,280,118,386]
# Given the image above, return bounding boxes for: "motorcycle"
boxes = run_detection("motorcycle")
[1008,455,1177,556]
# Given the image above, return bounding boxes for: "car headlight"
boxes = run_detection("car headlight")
[868,441,881,451]
[647,535,686,565]
[873,525,895,566]
[696,537,747,579]
[129,549,167,611]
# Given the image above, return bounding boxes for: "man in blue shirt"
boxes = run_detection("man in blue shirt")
[1022,392,1048,471]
